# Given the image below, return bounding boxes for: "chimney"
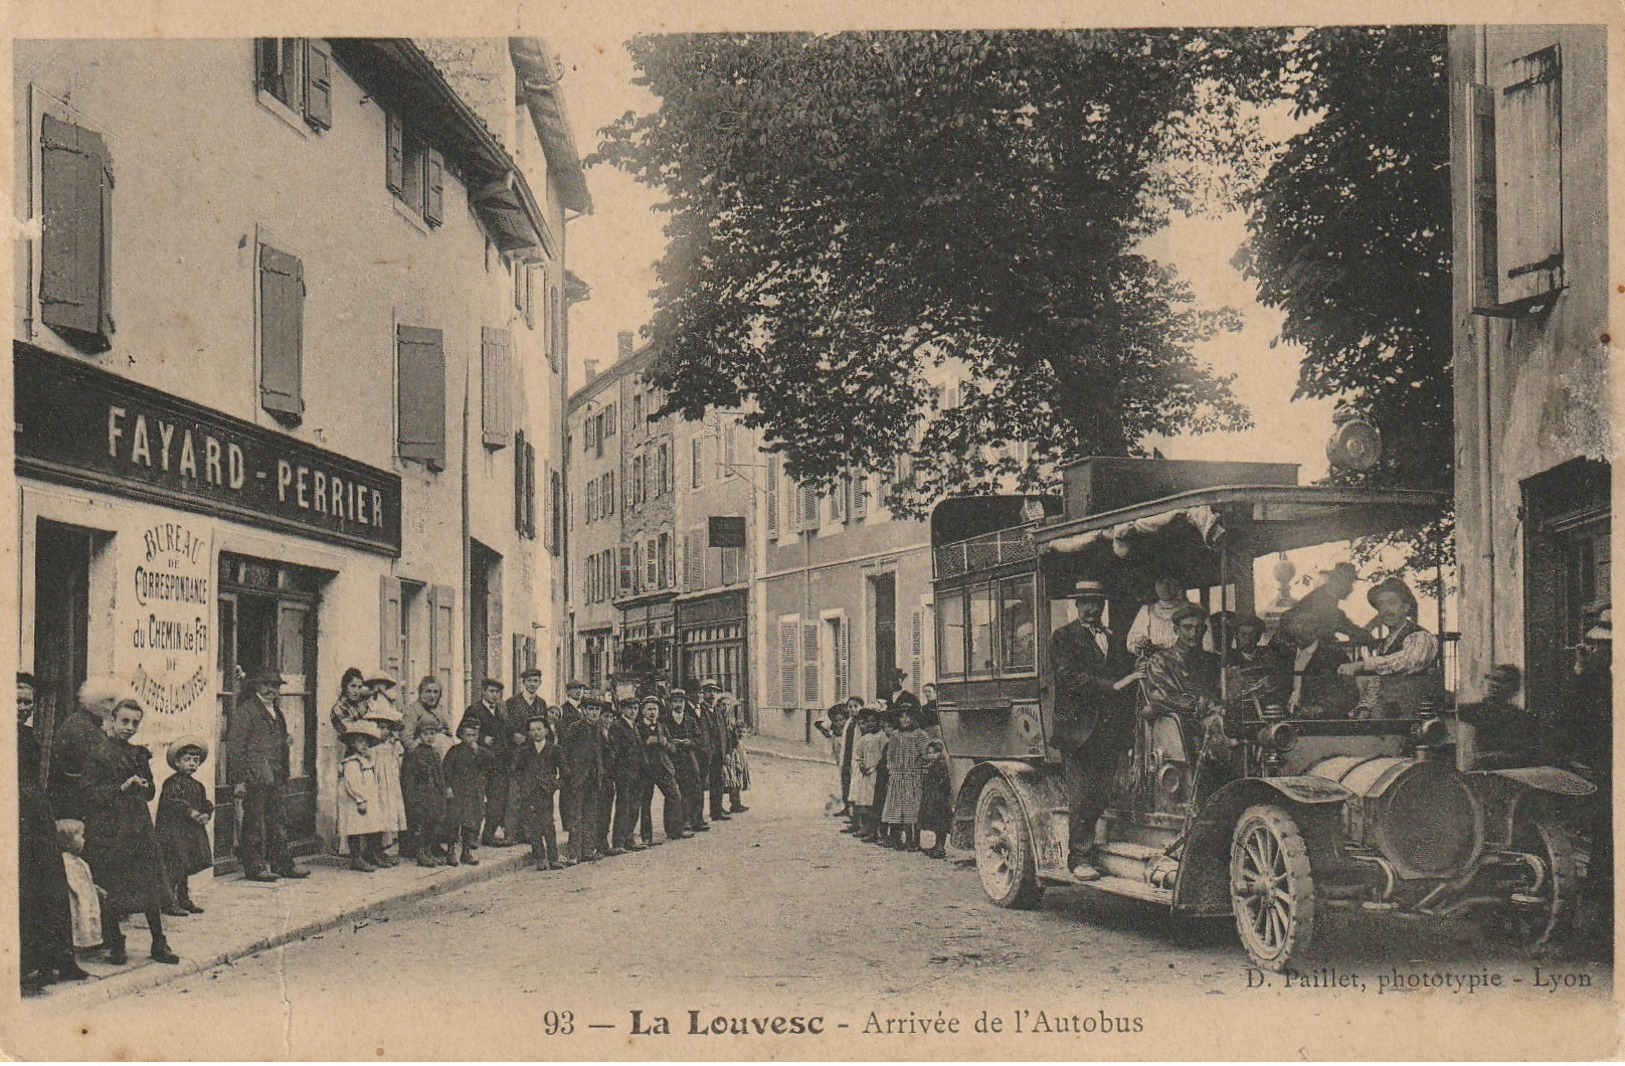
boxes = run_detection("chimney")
[584,360,599,384]
[617,330,635,361]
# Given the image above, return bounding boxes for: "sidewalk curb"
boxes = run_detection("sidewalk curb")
[742,740,834,766]
[43,848,532,1008]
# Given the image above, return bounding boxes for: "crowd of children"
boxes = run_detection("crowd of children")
[818,679,953,857]
[330,671,752,876]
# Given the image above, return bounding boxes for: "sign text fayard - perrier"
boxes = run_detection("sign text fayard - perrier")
[15,343,402,556]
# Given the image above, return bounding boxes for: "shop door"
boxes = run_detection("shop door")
[214,557,322,869]
[32,521,93,780]
[873,572,897,696]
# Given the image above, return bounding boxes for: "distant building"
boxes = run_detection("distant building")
[1449,26,1610,715]
[13,37,588,863]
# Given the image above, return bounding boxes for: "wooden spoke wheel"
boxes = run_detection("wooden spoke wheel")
[1230,804,1318,972]
[974,777,1044,909]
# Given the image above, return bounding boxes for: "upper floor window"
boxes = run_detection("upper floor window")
[386,111,444,227]
[255,39,332,131]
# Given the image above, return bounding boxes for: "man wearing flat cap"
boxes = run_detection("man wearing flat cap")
[461,678,514,846]
[1050,579,1138,880]
[226,670,308,881]
[1141,602,1229,796]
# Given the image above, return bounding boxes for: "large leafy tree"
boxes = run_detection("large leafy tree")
[1235,26,1453,567]
[592,31,1285,513]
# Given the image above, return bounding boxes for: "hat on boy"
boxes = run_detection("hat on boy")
[520,668,544,681]
[566,679,587,691]
[365,671,397,689]
[699,678,720,691]
[166,735,210,770]
[640,694,663,709]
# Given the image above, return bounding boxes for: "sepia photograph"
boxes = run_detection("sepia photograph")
[2,2,1619,1059]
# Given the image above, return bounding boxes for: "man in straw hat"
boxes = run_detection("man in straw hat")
[1050,578,1138,880]
[226,670,309,882]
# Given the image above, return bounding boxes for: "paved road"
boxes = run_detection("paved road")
[16,755,1613,1059]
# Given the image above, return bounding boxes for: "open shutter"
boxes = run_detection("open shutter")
[258,244,304,418]
[424,148,445,226]
[801,622,820,707]
[488,570,504,683]
[525,442,538,541]
[830,474,848,523]
[396,325,446,467]
[1495,45,1564,304]
[379,576,403,679]
[618,546,632,595]
[836,619,850,701]
[683,529,697,591]
[302,39,333,129]
[548,463,560,554]
[481,327,511,447]
[385,111,404,196]
[428,584,455,696]
[852,471,869,518]
[512,634,525,697]
[39,114,113,352]
[778,621,799,708]
[513,429,527,532]
[766,456,779,535]
[910,609,924,695]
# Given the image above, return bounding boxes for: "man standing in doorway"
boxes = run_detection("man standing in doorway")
[1050,580,1138,881]
[226,671,309,882]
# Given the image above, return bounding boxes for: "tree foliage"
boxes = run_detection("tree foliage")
[1235,26,1453,568]
[591,31,1286,513]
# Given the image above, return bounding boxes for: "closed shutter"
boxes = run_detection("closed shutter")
[605,472,614,515]
[481,327,512,447]
[910,609,924,695]
[778,620,799,708]
[39,114,114,351]
[801,622,820,706]
[258,244,304,418]
[721,546,739,587]
[836,619,850,701]
[424,148,446,226]
[619,546,632,595]
[1495,45,1564,304]
[513,429,527,532]
[397,325,446,467]
[303,39,333,129]
[385,111,404,196]
[852,471,869,518]
[428,584,456,696]
[766,456,779,535]
[379,576,403,679]
[830,474,848,522]
[684,529,699,591]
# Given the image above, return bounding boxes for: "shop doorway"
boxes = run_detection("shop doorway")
[469,541,503,702]
[215,554,325,869]
[872,571,897,697]
[32,520,98,777]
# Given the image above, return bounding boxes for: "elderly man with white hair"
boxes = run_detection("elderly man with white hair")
[48,676,124,822]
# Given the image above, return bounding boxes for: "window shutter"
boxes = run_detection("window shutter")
[428,584,456,696]
[397,325,446,467]
[424,148,445,226]
[910,609,924,695]
[39,114,113,352]
[527,443,539,543]
[302,39,333,129]
[766,457,779,535]
[830,474,848,523]
[619,546,632,596]
[482,327,512,447]
[801,622,820,706]
[513,429,527,532]
[379,576,403,679]
[778,621,799,708]
[684,529,698,591]
[512,634,525,697]
[692,437,703,488]
[524,266,536,331]
[605,472,614,514]
[799,483,821,530]
[1495,45,1564,304]
[852,471,869,518]
[549,464,561,553]
[385,111,404,196]
[836,620,849,702]
[258,244,304,418]
[487,572,504,683]
[721,546,739,587]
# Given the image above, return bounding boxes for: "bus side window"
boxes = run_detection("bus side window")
[969,586,996,675]
[938,590,967,677]
[1000,576,1036,672]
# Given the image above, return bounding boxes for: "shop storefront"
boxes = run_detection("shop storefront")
[616,599,674,692]
[16,343,403,869]
[676,588,748,715]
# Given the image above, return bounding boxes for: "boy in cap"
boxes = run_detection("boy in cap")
[605,699,645,852]
[400,721,450,866]
[636,695,690,843]
[514,715,572,871]
[665,688,710,832]
[443,718,490,865]
[463,678,513,846]
[561,696,608,861]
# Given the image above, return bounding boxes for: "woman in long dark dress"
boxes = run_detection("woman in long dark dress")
[18,673,86,992]
[82,700,178,965]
